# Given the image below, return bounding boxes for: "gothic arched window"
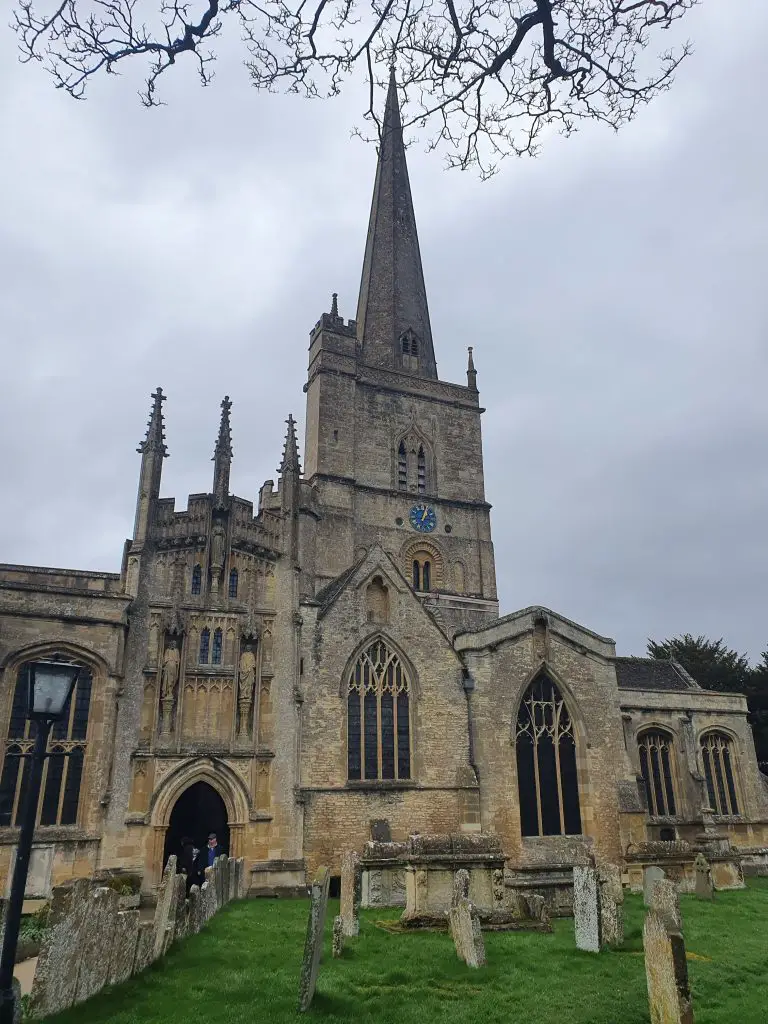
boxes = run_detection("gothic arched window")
[0,658,92,827]
[417,446,426,494]
[191,564,202,595]
[199,628,210,664]
[515,675,582,837]
[212,628,223,665]
[398,442,407,490]
[347,639,411,781]
[228,569,238,599]
[701,732,740,816]
[638,730,677,817]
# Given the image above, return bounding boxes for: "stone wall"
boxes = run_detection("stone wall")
[27,855,245,1019]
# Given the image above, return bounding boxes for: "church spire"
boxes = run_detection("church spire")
[212,395,233,506]
[132,387,167,551]
[355,69,437,379]
[137,387,168,456]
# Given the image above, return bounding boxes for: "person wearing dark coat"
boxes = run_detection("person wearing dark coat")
[180,836,201,894]
[206,833,224,869]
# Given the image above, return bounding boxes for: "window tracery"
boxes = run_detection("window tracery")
[199,628,210,664]
[701,732,739,816]
[515,674,581,837]
[395,430,432,494]
[0,657,91,827]
[347,639,411,781]
[638,730,677,817]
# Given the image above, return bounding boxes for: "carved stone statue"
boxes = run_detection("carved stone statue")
[211,521,226,569]
[161,639,180,700]
[238,648,257,700]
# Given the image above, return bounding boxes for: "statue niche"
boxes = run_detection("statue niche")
[159,634,181,735]
[237,636,259,736]
[366,576,390,624]
[210,519,227,594]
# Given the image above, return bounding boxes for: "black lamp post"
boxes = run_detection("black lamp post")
[0,661,80,1024]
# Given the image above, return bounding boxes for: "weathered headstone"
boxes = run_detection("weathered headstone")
[598,863,624,948]
[228,857,237,902]
[171,872,188,942]
[152,856,178,960]
[216,855,227,906]
[28,878,91,1018]
[332,915,344,958]
[234,858,243,899]
[644,866,666,907]
[523,894,547,922]
[448,897,486,968]
[238,857,248,898]
[694,854,713,900]
[108,909,140,987]
[643,910,694,1024]
[202,877,217,922]
[650,879,683,935]
[133,922,154,975]
[297,866,331,1012]
[74,886,120,1004]
[573,865,601,953]
[188,885,203,934]
[340,851,361,937]
[452,868,470,906]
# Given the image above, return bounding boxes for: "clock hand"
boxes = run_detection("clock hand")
[421,508,427,521]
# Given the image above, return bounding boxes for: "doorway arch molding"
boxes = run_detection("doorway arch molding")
[150,757,250,829]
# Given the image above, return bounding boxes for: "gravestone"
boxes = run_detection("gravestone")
[152,856,178,960]
[108,909,140,987]
[694,854,713,900]
[28,877,91,1018]
[650,879,683,935]
[643,910,694,1024]
[171,872,188,941]
[448,897,486,968]
[598,864,624,948]
[202,877,217,922]
[297,866,331,1012]
[228,857,238,902]
[188,885,203,934]
[234,858,243,899]
[523,894,547,922]
[453,868,470,906]
[332,915,344,958]
[133,922,154,975]
[74,886,120,1004]
[340,851,361,937]
[238,857,248,898]
[644,866,666,907]
[573,865,601,953]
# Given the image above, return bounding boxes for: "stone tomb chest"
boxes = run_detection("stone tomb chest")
[400,834,505,927]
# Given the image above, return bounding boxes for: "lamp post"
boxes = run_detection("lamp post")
[0,661,80,1024]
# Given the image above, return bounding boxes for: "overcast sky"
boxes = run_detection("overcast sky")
[1,4,766,662]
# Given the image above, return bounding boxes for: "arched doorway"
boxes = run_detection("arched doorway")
[162,782,230,869]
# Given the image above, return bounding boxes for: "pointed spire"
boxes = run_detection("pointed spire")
[355,70,437,379]
[212,395,233,504]
[466,346,477,391]
[137,387,168,456]
[330,292,339,318]
[279,414,301,475]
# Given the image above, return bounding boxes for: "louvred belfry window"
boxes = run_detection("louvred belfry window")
[638,730,677,817]
[0,657,91,827]
[701,732,740,816]
[347,639,411,781]
[515,675,582,837]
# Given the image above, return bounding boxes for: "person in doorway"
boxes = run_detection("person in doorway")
[180,835,201,894]
[206,832,223,868]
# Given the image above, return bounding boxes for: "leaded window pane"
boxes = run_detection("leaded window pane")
[212,629,223,665]
[515,675,582,837]
[347,640,412,782]
[701,733,740,816]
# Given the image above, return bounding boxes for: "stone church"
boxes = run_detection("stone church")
[0,76,765,900]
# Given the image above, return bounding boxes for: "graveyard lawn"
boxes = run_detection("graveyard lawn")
[41,879,768,1024]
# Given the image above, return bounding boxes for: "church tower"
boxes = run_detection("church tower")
[302,72,498,633]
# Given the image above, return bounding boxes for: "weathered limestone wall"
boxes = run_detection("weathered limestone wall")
[456,609,634,868]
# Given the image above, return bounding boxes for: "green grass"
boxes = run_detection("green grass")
[45,879,768,1024]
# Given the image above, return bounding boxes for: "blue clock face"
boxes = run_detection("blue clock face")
[409,504,436,532]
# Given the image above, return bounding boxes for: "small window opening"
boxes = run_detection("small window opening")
[199,628,210,664]
[228,569,238,599]
[398,442,408,490]
[417,446,426,494]
[212,628,223,665]
[191,564,202,595]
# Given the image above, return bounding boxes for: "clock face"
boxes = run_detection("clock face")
[409,504,436,532]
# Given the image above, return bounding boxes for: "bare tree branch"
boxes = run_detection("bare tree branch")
[12,0,698,174]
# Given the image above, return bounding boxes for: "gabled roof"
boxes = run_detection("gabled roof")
[614,657,699,692]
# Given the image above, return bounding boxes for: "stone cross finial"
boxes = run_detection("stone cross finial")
[467,346,477,390]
